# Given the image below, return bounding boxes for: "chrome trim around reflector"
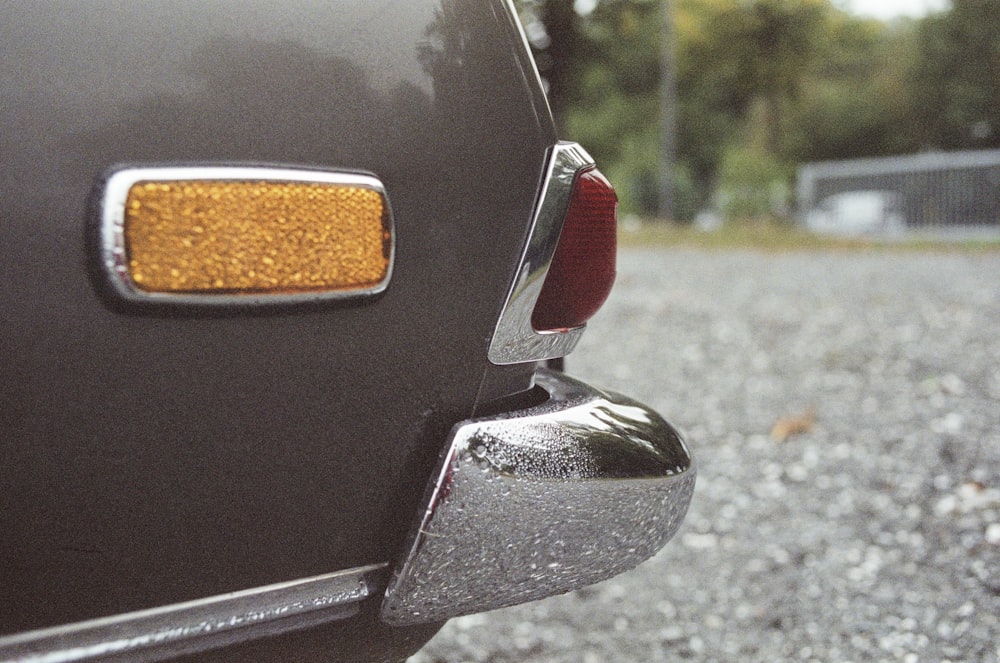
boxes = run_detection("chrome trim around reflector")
[95,166,394,307]
[0,564,387,663]
[381,369,695,625]
[488,142,595,364]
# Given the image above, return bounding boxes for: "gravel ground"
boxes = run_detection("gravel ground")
[413,248,1000,663]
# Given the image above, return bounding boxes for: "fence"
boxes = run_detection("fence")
[797,149,1000,234]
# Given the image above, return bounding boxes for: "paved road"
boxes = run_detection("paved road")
[413,248,1000,662]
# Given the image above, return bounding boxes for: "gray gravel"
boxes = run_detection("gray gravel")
[413,247,1000,663]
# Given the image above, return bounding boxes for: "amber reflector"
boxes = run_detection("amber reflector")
[123,180,391,294]
[531,167,617,332]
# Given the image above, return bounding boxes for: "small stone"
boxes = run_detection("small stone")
[940,374,966,395]
[659,625,685,642]
[931,412,964,434]
[682,532,718,550]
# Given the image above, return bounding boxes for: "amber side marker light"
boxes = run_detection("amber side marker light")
[98,166,393,306]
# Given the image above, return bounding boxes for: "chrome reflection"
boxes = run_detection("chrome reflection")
[0,564,387,663]
[381,369,696,625]
[488,142,594,364]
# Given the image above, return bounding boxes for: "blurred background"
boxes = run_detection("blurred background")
[513,0,999,230]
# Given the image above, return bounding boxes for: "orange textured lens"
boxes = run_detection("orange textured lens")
[123,180,391,294]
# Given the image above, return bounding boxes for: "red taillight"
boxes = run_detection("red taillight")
[531,167,617,332]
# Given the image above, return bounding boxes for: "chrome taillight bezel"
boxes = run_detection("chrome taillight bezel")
[488,142,595,365]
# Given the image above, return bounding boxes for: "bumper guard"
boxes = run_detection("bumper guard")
[381,369,696,625]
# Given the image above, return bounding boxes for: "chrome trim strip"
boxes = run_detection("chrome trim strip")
[0,563,387,663]
[501,0,554,124]
[381,369,696,625]
[96,166,394,307]
[488,142,595,364]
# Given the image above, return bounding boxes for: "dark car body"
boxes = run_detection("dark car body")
[1,2,694,661]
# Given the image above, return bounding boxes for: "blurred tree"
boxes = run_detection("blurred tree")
[673,0,747,208]
[715,142,791,219]
[516,0,666,214]
[565,0,664,213]
[787,10,918,162]
[516,0,988,220]
[909,0,1000,150]
[675,0,827,217]
[716,0,825,152]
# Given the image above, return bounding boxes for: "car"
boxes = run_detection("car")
[805,190,906,235]
[0,1,695,661]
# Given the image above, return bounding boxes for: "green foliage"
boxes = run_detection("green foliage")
[519,0,995,221]
[566,0,666,215]
[670,162,702,222]
[715,144,791,220]
[909,0,1000,150]
[787,12,920,161]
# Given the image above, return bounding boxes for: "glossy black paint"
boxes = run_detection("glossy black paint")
[0,0,555,649]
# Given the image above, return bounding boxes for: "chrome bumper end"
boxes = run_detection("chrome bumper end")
[381,369,696,625]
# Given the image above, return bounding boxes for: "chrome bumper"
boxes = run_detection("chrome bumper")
[381,368,696,625]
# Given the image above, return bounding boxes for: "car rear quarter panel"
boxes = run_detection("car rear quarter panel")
[0,0,555,637]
